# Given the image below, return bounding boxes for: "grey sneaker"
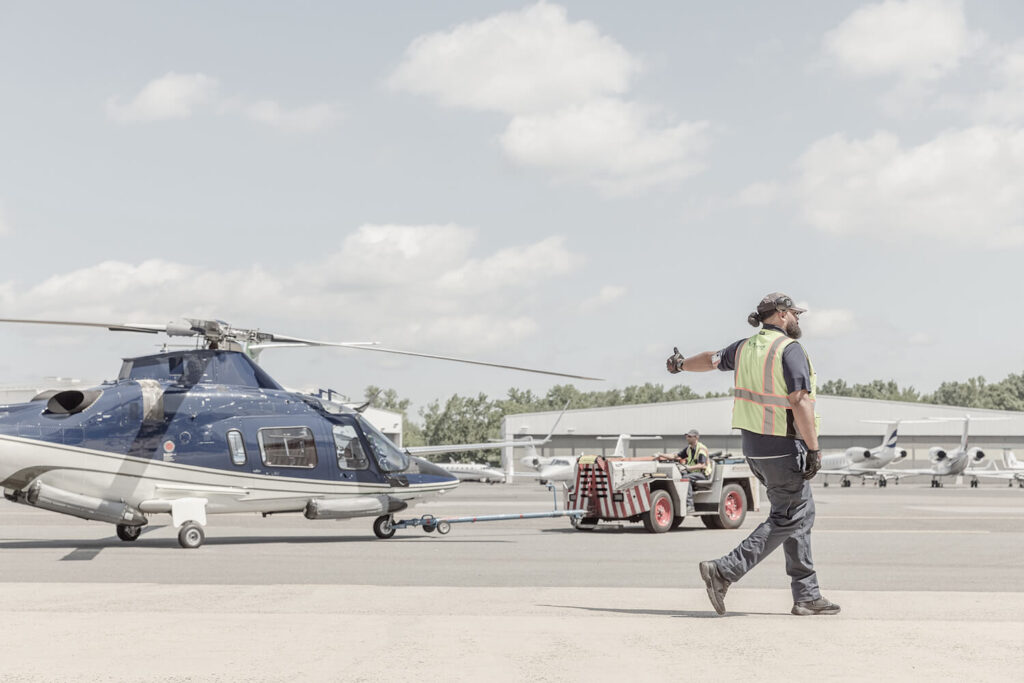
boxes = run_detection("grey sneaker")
[698,561,730,615]
[791,597,841,616]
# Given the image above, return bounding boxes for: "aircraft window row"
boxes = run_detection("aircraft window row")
[258,426,317,468]
[333,424,369,470]
[227,429,246,466]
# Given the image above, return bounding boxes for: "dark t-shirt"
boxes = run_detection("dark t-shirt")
[718,325,812,457]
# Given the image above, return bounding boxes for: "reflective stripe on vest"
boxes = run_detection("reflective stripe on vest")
[731,329,818,438]
[686,442,712,477]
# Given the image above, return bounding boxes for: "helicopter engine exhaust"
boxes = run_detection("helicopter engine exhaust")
[304,495,408,520]
[20,481,147,527]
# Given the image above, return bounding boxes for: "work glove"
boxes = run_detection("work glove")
[666,347,685,374]
[803,449,821,480]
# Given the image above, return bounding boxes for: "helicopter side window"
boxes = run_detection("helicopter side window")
[257,427,317,468]
[333,425,368,470]
[227,429,247,466]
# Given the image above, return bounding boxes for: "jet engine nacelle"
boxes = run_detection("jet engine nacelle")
[845,448,872,463]
[968,447,985,462]
[929,447,948,463]
[894,449,908,461]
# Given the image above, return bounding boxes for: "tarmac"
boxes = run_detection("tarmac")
[0,480,1022,681]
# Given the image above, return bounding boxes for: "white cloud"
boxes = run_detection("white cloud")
[1,226,587,355]
[580,285,626,311]
[106,72,219,122]
[500,99,710,194]
[824,0,976,82]
[387,2,639,115]
[437,236,583,292]
[799,307,857,338]
[315,224,477,288]
[389,3,705,195]
[795,126,1024,248]
[972,47,1024,122]
[413,315,540,349]
[107,73,340,132]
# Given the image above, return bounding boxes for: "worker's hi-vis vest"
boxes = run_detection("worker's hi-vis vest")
[731,329,819,439]
[685,443,712,477]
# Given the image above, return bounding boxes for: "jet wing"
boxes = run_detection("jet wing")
[406,438,537,456]
[875,468,935,480]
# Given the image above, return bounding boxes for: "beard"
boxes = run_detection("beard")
[785,317,802,339]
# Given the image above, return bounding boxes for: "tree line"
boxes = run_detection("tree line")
[366,372,1024,462]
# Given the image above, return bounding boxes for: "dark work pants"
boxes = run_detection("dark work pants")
[714,453,820,603]
[684,472,708,510]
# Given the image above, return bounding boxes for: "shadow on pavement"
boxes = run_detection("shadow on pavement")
[541,603,778,618]
[0,534,509,553]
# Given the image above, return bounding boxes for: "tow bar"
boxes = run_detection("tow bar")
[383,484,585,536]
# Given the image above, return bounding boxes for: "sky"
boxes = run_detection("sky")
[1,0,1023,412]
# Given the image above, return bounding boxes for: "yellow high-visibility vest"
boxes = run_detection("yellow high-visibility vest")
[685,442,712,477]
[731,329,818,438]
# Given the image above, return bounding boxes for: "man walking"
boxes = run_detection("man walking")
[666,292,840,616]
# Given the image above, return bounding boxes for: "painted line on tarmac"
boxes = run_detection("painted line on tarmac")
[825,515,1024,520]
[817,529,990,534]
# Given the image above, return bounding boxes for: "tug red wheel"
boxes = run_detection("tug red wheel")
[718,484,746,529]
[642,490,674,533]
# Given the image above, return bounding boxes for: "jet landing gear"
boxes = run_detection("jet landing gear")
[116,524,143,542]
[970,478,980,488]
[930,478,944,488]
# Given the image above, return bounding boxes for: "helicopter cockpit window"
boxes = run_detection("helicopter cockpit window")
[357,416,409,473]
[333,424,368,470]
[119,351,283,390]
[257,426,317,468]
[227,429,247,466]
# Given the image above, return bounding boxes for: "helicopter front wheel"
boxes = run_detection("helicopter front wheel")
[116,524,143,542]
[177,522,205,549]
[373,515,396,539]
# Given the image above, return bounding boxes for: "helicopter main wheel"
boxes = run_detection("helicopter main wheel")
[116,524,143,542]
[177,522,205,549]
[373,515,396,539]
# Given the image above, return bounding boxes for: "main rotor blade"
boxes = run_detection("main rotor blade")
[265,335,603,381]
[0,317,164,334]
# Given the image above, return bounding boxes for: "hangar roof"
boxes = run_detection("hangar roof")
[502,396,1024,441]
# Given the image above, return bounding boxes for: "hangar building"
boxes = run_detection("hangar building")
[501,396,1024,469]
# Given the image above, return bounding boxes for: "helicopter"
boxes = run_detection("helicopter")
[0,317,599,548]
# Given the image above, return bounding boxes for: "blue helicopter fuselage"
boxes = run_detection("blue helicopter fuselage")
[0,349,456,493]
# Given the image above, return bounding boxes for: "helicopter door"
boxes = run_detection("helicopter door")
[332,423,369,481]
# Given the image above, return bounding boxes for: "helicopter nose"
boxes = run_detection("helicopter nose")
[409,456,459,483]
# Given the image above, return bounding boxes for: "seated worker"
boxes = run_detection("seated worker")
[678,429,713,513]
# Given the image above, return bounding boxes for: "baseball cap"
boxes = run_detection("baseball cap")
[756,292,806,316]
[686,429,700,437]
